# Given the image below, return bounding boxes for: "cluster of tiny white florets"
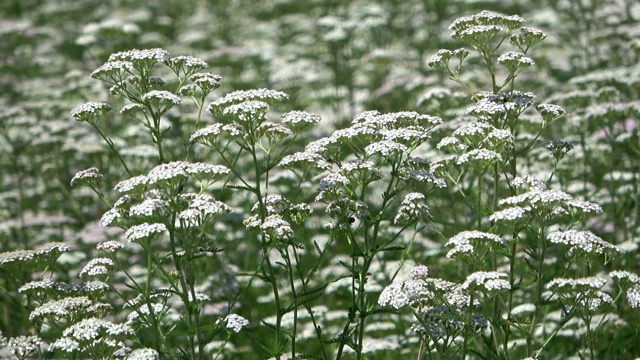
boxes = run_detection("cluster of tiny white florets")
[497,51,535,70]
[108,48,168,64]
[70,167,103,187]
[255,122,293,141]
[0,242,70,267]
[281,110,322,132]
[71,102,111,122]
[126,348,160,360]
[79,258,115,278]
[142,90,181,105]
[190,72,222,93]
[259,215,293,239]
[278,151,333,172]
[445,231,507,258]
[456,148,502,166]
[178,193,231,225]
[252,194,290,215]
[394,192,432,226]
[339,159,383,183]
[318,173,350,192]
[29,296,96,322]
[378,280,430,309]
[462,271,511,292]
[7,335,42,358]
[411,265,429,280]
[547,230,622,255]
[125,223,167,243]
[218,314,249,333]
[164,55,208,77]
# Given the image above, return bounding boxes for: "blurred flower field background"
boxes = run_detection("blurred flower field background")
[1,0,640,359]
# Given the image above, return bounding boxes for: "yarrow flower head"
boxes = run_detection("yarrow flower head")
[91,61,133,83]
[445,231,507,258]
[462,271,510,292]
[546,139,574,161]
[394,192,432,226]
[218,314,249,333]
[126,348,160,360]
[125,223,167,243]
[536,104,566,126]
[260,215,293,239]
[279,151,333,173]
[548,230,622,256]
[70,168,103,187]
[142,90,181,114]
[411,265,429,280]
[208,88,288,117]
[164,55,208,77]
[71,102,111,123]
[7,335,42,358]
[79,258,115,278]
[497,51,535,72]
[108,48,168,73]
[281,110,321,132]
[190,72,222,94]
[510,27,546,51]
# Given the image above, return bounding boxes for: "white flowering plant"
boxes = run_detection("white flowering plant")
[1,2,639,360]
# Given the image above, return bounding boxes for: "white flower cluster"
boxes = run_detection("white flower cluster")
[0,243,71,267]
[378,280,430,309]
[126,348,160,360]
[547,276,607,291]
[29,296,93,322]
[548,230,622,255]
[165,55,208,76]
[456,148,502,166]
[129,198,169,218]
[79,258,115,278]
[510,26,547,50]
[340,159,383,183]
[209,88,289,111]
[281,110,321,131]
[70,167,103,187]
[535,104,566,123]
[219,314,249,333]
[142,90,181,105]
[365,140,408,157]
[260,215,293,239]
[91,61,133,82]
[445,231,506,258]
[222,100,270,123]
[190,123,224,145]
[255,122,293,141]
[411,265,429,280]
[491,176,603,227]
[449,10,524,34]
[394,192,432,226]
[278,151,333,172]
[108,48,168,64]
[318,173,350,192]
[61,317,134,343]
[7,335,42,358]
[178,193,231,225]
[125,223,167,243]
[497,51,535,69]
[190,72,222,93]
[252,194,290,215]
[462,271,510,292]
[71,102,111,122]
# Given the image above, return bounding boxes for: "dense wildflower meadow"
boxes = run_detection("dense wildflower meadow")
[1,0,640,359]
